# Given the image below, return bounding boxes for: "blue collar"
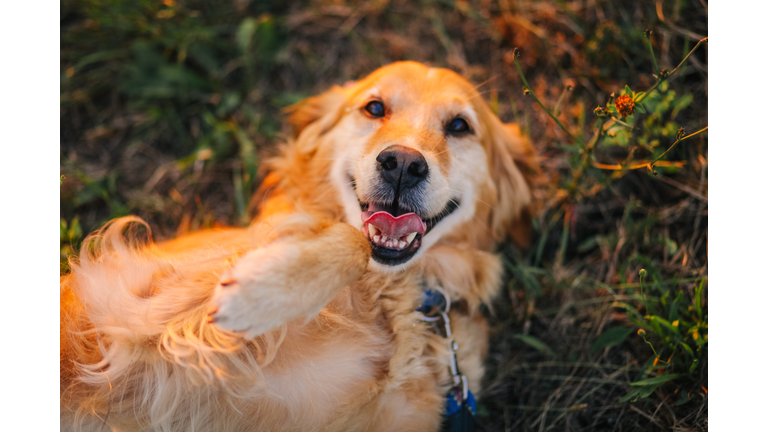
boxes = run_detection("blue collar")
[417,288,448,315]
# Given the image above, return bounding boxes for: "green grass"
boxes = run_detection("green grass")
[507,29,708,408]
[60,1,708,430]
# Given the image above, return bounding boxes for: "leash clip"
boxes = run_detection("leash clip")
[418,285,476,428]
[418,287,468,395]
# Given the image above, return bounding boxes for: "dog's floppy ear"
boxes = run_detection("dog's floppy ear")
[283,85,350,139]
[254,84,353,216]
[483,112,541,248]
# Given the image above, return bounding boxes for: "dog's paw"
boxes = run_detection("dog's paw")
[208,246,302,338]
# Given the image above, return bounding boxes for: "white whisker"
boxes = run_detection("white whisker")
[438,187,495,210]
[432,143,472,157]
[317,157,359,163]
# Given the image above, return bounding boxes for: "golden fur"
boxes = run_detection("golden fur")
[60,62,539,432]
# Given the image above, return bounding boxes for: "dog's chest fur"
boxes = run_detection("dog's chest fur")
[316,267,480,431]
[255,270,454,431]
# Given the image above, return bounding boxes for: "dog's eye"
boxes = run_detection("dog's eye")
[364,101,386,118]
[446,117,470,134]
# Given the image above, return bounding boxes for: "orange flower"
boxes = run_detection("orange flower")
[615,94,635,117]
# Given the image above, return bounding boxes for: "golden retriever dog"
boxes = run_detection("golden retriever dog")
[60,61,538,432]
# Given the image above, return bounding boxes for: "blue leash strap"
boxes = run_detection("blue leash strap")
[445,384,476,417]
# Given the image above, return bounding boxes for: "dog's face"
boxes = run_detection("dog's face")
[285,62,536,271]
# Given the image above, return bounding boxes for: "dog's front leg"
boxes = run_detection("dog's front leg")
[209,214,371,338]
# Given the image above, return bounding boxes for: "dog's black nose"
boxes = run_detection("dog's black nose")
[376,145,429,189]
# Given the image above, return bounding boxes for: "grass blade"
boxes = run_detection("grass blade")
[591,327,633,353]
[515,334,556,357]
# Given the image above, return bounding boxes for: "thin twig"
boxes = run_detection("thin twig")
[569,118,607,192]
[636,37,708,104]
[609,116,634,130]
[512,50,580,145]
[591,126,707,172]
[592,161,686,171]
[645,31,660,75]
[649,127,708,168]
[654,175,708,202]
[629,405,666,430]
[553,85,570,116]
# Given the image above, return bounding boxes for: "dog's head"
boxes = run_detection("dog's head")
[282,62,538,271]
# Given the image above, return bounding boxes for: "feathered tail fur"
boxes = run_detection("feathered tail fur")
[60,217,285,431]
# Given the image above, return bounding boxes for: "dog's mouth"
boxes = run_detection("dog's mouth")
[359,199,460,266]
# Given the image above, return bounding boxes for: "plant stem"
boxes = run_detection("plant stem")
[610,116,634,130]
[513,54,580,145]
[640,333,662,362]
[646,34,660,75]
[636,37,708,104]
[592,160,685,171]
[568,118,607,193]
[553,85,569,116]
[592,126,707,171]
[649,126,708,169]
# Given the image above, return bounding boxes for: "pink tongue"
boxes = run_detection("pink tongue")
[361,211,426,238]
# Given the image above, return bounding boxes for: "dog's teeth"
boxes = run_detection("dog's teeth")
[371,232,416,250]
[405,232,417,244]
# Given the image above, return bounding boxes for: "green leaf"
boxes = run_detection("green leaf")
[187,44,220,75]
[680,342,694,357]
[68,216,82,240]
[689,358,699,373]
[237,18,257,52]
[676,390,693,406]
[636,383,660,398]
[515,334,555,357]
[556,143,581,153]
[624,85,633,96]
[60,218,68,240]
[577,235,599,253]
[648,315,679,335]
[647,319,663,337]
[633,92,646,101]
[619,387,644,403]
[692,326,707,346]
[635,103,647,114]
[662,237,678,255]
[695,278,706,319]
[619,384,659,403]
[671,93,694,119]
[591,327,633,353]
[669,298,679,324]
[630,373,681,386]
